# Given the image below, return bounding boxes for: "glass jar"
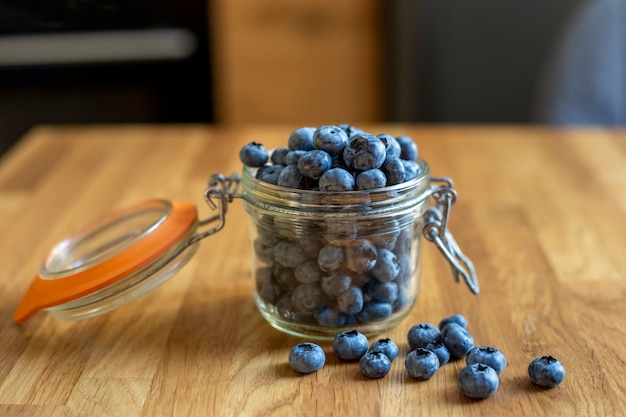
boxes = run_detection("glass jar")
[233,158,476,339]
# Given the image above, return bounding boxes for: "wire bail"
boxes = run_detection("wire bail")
[424,176,479,294]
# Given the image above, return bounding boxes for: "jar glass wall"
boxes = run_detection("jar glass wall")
[241,161,431,339]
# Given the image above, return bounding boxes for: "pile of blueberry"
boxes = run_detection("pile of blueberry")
[288,314,566,400]
[239,124,421,191]
[242,125,425,330]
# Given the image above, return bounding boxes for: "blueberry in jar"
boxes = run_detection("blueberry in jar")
[288,127,316,151]
[318,167,355,191]
[313,125,349,157]
[343,133,387,171]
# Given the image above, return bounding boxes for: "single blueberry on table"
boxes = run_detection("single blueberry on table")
[336,285,364,315]
[256,164,283,185]
[313,125,349,157]
[288,127,316,151]
[297,149,332,180]
[377,134,402,160]
[270,146,290,165]
[396,135,418,161]
[407,323,442,350]
[360,351,392,378]
[289,342,326,374]
[381,157,406,186]
[277,164,309,189]
[438,314,468,330]
[239,142,269,167]
[333,330,369,360]
[355,169,387,190]
[318,168,355,191]
[405,348,440,379]
[528,356,566,388]
[424,339,450,365]
[458,363,499,399]
[343,133,387,171]
[442,323,474,359]
[466,346,507,375]
[368,338,399,361]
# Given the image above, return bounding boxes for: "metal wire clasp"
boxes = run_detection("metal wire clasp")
[188,173,242,245]
[424,177,479,294]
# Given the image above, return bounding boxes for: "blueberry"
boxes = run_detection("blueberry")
[381,157,405,186]
[337,123,364,138]
[343,133,387,171]
[424,339,451,365]
[277,164,309,189]
[256,164,283,185]
[291,283,325,315]
[356,301,392,322]
[313,125,349,157]
[360,352,392,378]
[442,323,474,359]
[288,127,316,151]
[294,260,323,284]
[396,135,418,161]
[319,168,355,191]
[297,149,332,180]
[528,356,566,388]
[285,150,307,165]
[368,281,398,304]
[239,142,269,167]
[255,266,282,304]
[368,338,399,361]
[317,244,344,272]
[402,160,420,181]
[270,147,290,165]
[274,240,307,268]
[405,348,440,380]
[314,305,348,327]
[253,238,274,263]
[466,346,507,375]
[345,240,377,273]
[336,285,364,315]
[377,134,402,160]
[320,270,352,296]
[355,169,387,190]
[407,323,441,350]
[458,363,499,399]
[371,248,400,282]
[289,342,326,374]
[333,330,369,360]
[273,263,299,291]
[438,314,468,330]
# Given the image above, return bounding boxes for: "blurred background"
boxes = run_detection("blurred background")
[0,0,595,155]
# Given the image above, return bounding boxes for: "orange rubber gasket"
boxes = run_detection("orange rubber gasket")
[13,200,198,324]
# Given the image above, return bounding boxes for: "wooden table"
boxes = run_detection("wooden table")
[0,124,625,416]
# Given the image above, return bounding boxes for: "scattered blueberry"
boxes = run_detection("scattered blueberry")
[408,323,442,350]
[438,314,468,330]
[424,339,451,365]
[333,330,369,360]
[343,133,387,171]
[458,363,499,399]
[289,342,326,373]
[466,346,507,375]
[313,125,349,157]
[368,338,399,361]
[360,351,392,378]
[288,127,316,151]
[405,348,440,379]
[442,323,474,359]
[528,356,566,388]
[239,142,269,167]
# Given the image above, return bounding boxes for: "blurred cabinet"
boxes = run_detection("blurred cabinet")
[210,0,383,124]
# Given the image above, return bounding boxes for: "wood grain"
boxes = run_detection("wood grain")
[1,124,625,416]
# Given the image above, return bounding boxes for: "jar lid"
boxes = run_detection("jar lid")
[14,199,199,324]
